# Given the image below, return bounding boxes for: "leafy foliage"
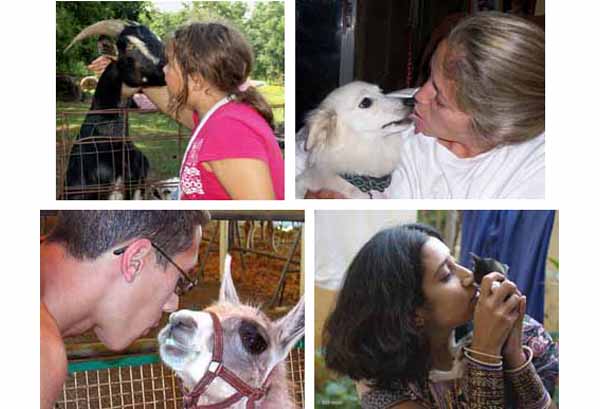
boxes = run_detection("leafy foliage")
[246,2,285,83]
[57,1,284,83]
[56,1,152,75]
[315,349,360,409]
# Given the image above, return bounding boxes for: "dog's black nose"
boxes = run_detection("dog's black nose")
[403,98,415,108]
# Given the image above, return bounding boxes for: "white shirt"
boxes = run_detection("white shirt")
[296,126,545,199]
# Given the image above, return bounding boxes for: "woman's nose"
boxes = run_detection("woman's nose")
[456,265,475,287]
[415,79,435,104]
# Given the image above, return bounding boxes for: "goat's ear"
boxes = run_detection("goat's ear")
[272,295,305,362]
[218,254,240,305]
[304,108,337,151]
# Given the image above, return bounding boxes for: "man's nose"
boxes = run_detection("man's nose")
[456,264,475,287]
[163,293,179,313]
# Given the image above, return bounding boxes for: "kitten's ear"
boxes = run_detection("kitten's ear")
[470,252,481,264]
[502,264,510,274]
[218,254,240,305]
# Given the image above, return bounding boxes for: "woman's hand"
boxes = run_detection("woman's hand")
[502,295,528,369]
[471,272,522,358]
[304,189,347,199]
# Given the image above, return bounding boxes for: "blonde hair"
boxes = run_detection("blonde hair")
[166,22,274,128]
[444,12,545,146]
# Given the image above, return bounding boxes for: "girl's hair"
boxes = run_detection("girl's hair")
[444,12,545,146]
[323,223,443,389]
[166,22,274,128]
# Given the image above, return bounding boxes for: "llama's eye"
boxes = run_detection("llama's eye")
[239,321,268,355]
[359,97,373,108]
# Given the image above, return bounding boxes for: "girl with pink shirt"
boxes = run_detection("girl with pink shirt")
[145,22,284,200]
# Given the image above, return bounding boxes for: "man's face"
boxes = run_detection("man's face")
[412,40,480,154]
[95,226,203,350]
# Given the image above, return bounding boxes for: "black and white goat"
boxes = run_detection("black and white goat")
[62,20,165,200]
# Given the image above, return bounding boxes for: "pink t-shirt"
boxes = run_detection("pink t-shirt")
[179,101,284,200]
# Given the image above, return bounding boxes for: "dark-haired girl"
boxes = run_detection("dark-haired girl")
[323,224,557,408]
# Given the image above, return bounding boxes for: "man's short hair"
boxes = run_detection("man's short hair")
[46,210,210,265]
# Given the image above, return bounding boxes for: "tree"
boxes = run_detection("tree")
[56,1,151,75]
[56,1,285,83]
[245,2,284,83]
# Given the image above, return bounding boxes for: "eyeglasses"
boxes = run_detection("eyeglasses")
[113,241,198,296]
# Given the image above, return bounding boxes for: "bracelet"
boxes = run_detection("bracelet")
[463,349,503,368]
[504,349,551,409]
[465,359,505,408]
[505,345,533,373]
[463,346,503,360]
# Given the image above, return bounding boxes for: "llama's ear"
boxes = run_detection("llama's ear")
[219,254,240,305]
[272,295,305,362]
[305,108,337,151]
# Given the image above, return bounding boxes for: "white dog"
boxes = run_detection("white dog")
[296,81,413,199]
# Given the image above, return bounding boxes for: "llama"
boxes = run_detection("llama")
[158,255,304,408]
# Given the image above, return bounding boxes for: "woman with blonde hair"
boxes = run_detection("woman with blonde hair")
[299,12,545,199]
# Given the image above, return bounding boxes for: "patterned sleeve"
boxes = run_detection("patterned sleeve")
[361,381,427,409]
[521,315,559,396]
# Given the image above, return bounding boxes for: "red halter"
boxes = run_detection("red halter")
[181,311,272,409]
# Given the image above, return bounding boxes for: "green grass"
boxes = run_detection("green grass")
[260,84,285,123]
[56,85,284,181]
[56,100,186,180]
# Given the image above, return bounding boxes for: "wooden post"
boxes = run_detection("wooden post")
[219,220,229,280]
[300,224,305,295]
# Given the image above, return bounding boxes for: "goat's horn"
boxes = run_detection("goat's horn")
[64,19,128,52]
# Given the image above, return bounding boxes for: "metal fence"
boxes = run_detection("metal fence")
[56,104,284,200]
[56,347,304,409]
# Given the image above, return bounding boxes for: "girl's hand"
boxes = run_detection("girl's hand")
[502,295,528,369]
[87,55,116,77]
[471,272,522,357]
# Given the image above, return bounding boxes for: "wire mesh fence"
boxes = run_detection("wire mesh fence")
[56,348,304,409]
[56,107,186,200]
[56,104,284,200]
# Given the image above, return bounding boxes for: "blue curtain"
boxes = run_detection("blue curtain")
[459,210,555,323]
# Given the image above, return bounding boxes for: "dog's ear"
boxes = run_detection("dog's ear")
[305,108,337,151]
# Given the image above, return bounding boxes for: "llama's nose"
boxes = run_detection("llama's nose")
[169,313,198,340]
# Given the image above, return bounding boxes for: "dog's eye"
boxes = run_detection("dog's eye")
[239,321,268,355]
[358,97,373,108]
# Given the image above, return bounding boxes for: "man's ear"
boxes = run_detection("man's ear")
[118,239,153,282]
